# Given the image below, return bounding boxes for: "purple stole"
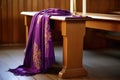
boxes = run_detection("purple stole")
[9,8,71,76]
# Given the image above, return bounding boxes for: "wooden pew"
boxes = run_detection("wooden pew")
[21,11,90,78]
[21,11,120,78]
[83,13,120,32]
[78,12,120,48]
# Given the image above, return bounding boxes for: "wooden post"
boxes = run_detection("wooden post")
[59,19,88,78]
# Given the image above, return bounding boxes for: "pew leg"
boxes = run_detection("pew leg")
[58,21,88,78]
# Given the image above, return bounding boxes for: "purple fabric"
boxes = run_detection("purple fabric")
[8,8,71,76]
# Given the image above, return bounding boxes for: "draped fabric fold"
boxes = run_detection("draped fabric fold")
[8,8,71,76]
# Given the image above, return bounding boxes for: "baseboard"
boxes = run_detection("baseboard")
[0,43,25,47]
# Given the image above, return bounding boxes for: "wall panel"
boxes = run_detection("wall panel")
[32,0,38,10]
[0,0,69,45]
[13,0,19,43]
[37,0,43,10]
[77,0,120,13]
[0,0,119,45]
[49,0,55,8]
[7,0,13,43]
[1,0,8,43]
[0,0,2,43]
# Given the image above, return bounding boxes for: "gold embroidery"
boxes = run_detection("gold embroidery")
[44,18,51,49]
[33,42,41,69]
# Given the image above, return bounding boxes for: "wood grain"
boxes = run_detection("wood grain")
[0,0,120,45]
[0,46,120,80]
